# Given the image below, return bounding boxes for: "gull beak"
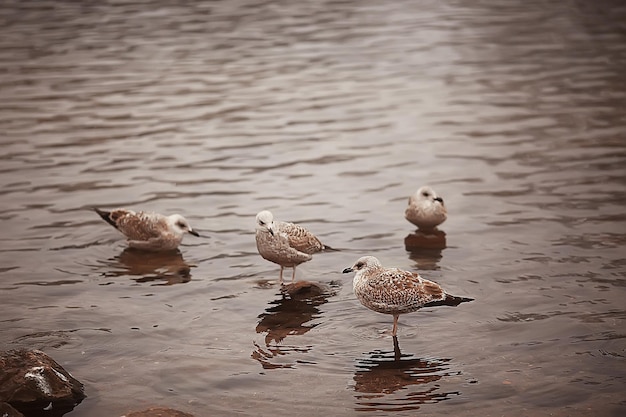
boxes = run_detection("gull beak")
[342,267,353,274]
[268,224,275,236]
[434,197,444,204]
[188,229,200,237]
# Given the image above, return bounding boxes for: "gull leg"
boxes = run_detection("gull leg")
[279,266,284,284]
[291,266,296,282]
[392,336,401,361]
[392,314,399,336]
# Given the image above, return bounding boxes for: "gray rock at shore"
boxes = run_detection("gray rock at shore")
[0,349,85,416]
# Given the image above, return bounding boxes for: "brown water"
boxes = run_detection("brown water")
[1,0,625,416]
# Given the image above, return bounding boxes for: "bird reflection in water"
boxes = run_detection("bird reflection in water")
[252,280,338,370]
[353,336,460,412]
[101,248,193,285]
[404,229,446,271]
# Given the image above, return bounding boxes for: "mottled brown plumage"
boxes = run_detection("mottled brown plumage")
[343,256,472,336]
[94,208,198,251]
[255,210,326,282]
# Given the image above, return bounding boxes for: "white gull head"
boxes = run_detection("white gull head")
[409,186,444,206]
[342,256,383,275]
[255,210,276,236]
[167,214,199,237]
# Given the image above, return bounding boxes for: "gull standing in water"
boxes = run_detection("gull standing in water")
[255,210,328,283]
[343,256,472,336]
[405,186,447,230]
[94,208,199,251]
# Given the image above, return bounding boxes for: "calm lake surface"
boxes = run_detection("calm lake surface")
[1,0,625,416]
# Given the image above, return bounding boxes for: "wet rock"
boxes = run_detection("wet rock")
[0,402,25,417]
[404,229,447,250]
[0,349,85,417]
[281,280,329,300]
[123,407,195,417]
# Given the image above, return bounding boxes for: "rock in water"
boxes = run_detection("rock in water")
[0,349,85,416]
[124,407,195,417]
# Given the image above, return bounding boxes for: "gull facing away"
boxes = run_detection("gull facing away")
[94,208,199,251]
[405,186,447,230]
[343,256,472,336]
[255,210,328,283]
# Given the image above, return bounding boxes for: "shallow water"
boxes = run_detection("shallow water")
[1,0,625,416]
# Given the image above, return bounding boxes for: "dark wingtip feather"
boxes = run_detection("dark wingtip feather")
[424,294,474,308]
[322,244,340,252]
[93,208,117,229]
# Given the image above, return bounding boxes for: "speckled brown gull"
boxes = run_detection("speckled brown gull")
[94,208,199,251]
[342,256,472,336]
[405,186,447,230]
[255,210,326,282]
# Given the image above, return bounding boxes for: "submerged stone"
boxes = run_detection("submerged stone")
[280,280,330,300]
[0,349,85,417]
[404,229,447,250]
[123,407,195,417]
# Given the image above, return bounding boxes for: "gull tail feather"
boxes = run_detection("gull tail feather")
[424,294,474,308]
[322,244,339,252]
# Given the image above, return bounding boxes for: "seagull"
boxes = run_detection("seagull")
[94,208,199,251]
[255,210,327,282]
[343,256,472,336]
[405,186,447,230]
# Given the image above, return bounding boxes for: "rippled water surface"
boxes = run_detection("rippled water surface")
[1,0,625,416]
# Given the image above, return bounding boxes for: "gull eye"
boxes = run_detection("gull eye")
[355,262,364,269]
[422,191,430,197]
[259,220,266,226]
